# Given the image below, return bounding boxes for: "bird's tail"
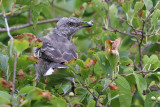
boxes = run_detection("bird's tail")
[44,63,68,76]
[35,59,68,85]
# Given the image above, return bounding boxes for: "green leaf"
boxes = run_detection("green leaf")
[110,90,120,107]
[74,39,94,52]
[46,68,74,86]
[134,2,144,14]
[17,55,36,70]
[111,97,120,107]
[94,52,112,77]
[133,74,147,100]
[0,91,11,104]
[87,99,95,107]
[31,3,47,29]
[75,88,87,102]
[105,51,119,70]
[132,17,143,28]
[50,97,67,107]
[14,39,29,54]
[75,59,84,67]
[144,91,160,107]
[16,0,32,5]
[26,88,43,100]
[120,57,133,67]
[61,84,71,93]
[94,62,104,75]
[152,9,160,27]
[143,0,153,10]
[19,86,37,95]
[143,55,160,70]
[123,67,136,84]
[0,17,5,27]
[0,53,8,74]
[122,2,131,13]
[109,4,119,28]
[92,0,108,18]
[115,75,132,107]
[80,68,91,80]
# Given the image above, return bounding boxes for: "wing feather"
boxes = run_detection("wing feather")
[39,35,77,63]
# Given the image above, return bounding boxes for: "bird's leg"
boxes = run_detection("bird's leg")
[71,78,76,92]
[62,78,76,97]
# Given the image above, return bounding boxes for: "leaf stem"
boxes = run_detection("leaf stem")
[11,54,17,107]
[95,76,117,107]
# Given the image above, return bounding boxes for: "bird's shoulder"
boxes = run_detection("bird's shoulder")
[39,33,77,62]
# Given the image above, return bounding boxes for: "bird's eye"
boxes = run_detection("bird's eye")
[68,22,74,26]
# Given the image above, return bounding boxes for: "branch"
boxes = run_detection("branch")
[10,55,17,107]
[0,5,27,16]
[63,78,76,97]
[142,41,150,53]
[95,76,117,107]
[131,32,160,37]
[120,70,153,77]
[138,19,145,72]
[95,69,153,106]
[7,10,29,18]
[144,7,155,22]
[81,82,98,99]
[29,9,32,24]
[3,13,14,56]
[0,18,59,32]
[102,26,137,38]
[50,0,56,17]
[105,0,110,4]
[138,7,155,73]
[126,21,138,35]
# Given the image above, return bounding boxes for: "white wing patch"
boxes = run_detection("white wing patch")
[44,67,55,76]
[57,66,67,68]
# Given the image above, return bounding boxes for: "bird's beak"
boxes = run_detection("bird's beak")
[77,20,93,28]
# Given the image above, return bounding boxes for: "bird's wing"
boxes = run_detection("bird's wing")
[39,38,77,63]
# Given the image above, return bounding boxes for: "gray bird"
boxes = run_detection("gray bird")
[34,17,93,85]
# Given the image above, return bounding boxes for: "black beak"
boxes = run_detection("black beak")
[77,20,93,28]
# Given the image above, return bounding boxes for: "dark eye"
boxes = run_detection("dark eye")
[68,22,74,26]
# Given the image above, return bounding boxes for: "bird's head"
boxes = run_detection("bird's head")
[56,17,93,40]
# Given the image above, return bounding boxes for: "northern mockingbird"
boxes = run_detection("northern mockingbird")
[34,17,93,85]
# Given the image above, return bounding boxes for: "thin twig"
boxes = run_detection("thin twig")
[144,7,155,22]
[62,78,76,97]
[102,26,137,38]
[139,19,147,75]
[51,0,56,17]
[95,76,117,107]
[7,10,29,18]
[0,5,27,16]
[29,9,32,24]
[138,7,155,75]
[105,0,110,4]
[81,82,98,99]
[95,70,153,106]
[142,41,150,53]
[0,18,59,32]
[120,70,152,77]
[131,32,159,37]
[11,55,17,107]
[133,61,141,71]
[3,13,14,56]
[126,21,138,35]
